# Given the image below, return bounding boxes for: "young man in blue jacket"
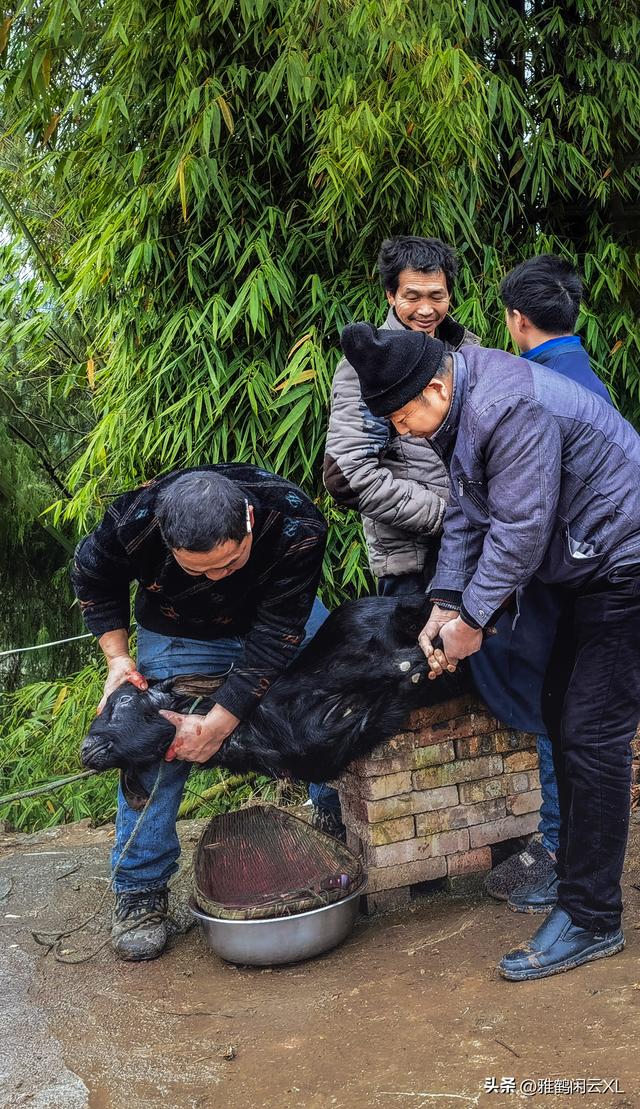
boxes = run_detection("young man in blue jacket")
[477,256,613,909]
[342,321,640,981]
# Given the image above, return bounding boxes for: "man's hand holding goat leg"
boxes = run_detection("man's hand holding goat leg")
[419,605,483,679]
[160,703,241,764]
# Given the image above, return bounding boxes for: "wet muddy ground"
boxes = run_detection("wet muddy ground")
[2,815,639,1109]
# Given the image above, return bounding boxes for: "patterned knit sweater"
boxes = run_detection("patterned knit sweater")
[71,465,327,720]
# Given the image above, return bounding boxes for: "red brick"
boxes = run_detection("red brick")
[425,828,470,857]
[506,789,542,816]
[337,769,413,800]
[340,792,415,824]
[346,815,415,847]
[454,734,501,759]
[503,751,539,772]
[338,793,368,823]
[350,752,413,778]
[410,785,460,814]
[506,770,541,794]
[366,733,415,760]
[493,730,537,754]
[447,846,493,876]
[414,713,499,748]
[365,855,447,893]
[415,797,506,836]
[469,811,539,848]
[457,776,509,804]
[408,695,485,730]
[411,741,455,769]
[365,837,433,868]
[412,755,503,791]
[341,783,461,820]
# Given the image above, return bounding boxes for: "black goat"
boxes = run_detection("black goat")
[81,597,470,784]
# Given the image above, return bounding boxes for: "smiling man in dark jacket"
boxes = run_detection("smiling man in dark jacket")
[342,321,640,982]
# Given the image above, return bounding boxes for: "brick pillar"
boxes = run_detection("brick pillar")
[334,695,541,914]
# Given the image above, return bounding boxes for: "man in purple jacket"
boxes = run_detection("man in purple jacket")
[342,321,640,981]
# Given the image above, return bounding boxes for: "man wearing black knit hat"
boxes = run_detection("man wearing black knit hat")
[341,321,640,983]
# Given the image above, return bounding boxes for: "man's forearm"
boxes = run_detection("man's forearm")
[96,629,147,713]
[99,628,132,661]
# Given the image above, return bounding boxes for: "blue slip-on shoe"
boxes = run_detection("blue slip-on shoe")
[498,906,625,982]
[507,868,558,914]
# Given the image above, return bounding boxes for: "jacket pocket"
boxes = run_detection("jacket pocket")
[455,473,488,528]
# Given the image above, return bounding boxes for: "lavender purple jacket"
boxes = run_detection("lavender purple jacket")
[429,345,640,628]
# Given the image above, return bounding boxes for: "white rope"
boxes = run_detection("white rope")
[0,632,93,658]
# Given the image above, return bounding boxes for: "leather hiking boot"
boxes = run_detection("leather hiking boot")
[507,868,558,914]
[498,906,625,982]
[112,888,169,962]
[484,839,555,901]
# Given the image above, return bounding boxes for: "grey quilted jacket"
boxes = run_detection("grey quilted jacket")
[323,308,480,577]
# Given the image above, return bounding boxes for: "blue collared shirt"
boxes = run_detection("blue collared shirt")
[523,334,612,405]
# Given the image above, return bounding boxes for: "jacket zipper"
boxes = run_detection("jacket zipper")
[458,477,485,513]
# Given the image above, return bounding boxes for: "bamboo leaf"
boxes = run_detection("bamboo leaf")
[42,50,51,87]
[52,685,69,716]
[0,16,12,53]
[216,95,234,135]
[177,158,188,222]
[41,112,61,145]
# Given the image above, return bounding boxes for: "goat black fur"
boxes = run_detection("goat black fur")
[81,597,471,783]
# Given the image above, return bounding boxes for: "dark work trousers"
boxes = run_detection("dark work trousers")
[540,571,640,932]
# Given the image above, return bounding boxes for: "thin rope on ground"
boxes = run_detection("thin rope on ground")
[31,763,167,964]
[28,695,204,964]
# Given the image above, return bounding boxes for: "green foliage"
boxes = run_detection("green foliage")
[0,660,306,830]
[1,0,639,828]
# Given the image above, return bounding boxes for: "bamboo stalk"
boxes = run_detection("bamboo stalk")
[177,773,255,817]
[0,769,98,806]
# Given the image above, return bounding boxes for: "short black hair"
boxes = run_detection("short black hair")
[499,254,583,333]
[156,472,248,551]
[377,236,459,295]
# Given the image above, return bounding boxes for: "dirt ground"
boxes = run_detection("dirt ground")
[2,814,640,1109]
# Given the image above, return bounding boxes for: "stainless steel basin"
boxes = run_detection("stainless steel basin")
[189,884,365,966]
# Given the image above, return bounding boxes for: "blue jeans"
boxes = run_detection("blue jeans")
[536,732,560,855]
[113,598,329,892]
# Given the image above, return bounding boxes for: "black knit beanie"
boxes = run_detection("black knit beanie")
[340,322,446,417]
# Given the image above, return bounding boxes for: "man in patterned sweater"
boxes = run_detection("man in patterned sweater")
[72,465,328,961]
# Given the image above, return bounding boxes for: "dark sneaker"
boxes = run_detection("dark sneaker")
[498,906,625,982]
[484,839,554,901]
[112,888,169,962]
[311,806,346,842]
[508,868,558,914]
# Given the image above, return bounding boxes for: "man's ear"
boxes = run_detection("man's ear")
[425,377,452,405]
[511,308,528,333]
[385,289,395,307]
